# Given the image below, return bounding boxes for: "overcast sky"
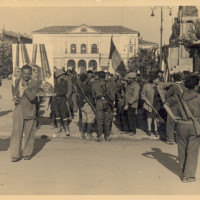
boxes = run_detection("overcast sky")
[0,6,198,45]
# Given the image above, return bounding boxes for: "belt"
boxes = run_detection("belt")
[96,97,103,100]
[177,120,193,125]
[55,95,66,98]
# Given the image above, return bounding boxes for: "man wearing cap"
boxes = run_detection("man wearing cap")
[92,71,115,141]
[10,64,39,162]
[77,73,95,140]
[165,72,187,144]
[52,69,71,138]
[123,72,140,135]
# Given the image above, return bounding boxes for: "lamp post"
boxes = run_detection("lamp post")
[150,6,173,68]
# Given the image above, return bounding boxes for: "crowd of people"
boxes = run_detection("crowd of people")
[8,64,200,183]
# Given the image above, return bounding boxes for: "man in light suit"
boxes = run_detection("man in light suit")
[10,64,39,162]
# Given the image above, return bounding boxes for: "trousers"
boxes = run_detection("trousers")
[122,107,137,133]
[10,104,36,158]
[176,123,200,177]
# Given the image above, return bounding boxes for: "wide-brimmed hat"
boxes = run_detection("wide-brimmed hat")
[123,72,136,81]
[55,69,66,78]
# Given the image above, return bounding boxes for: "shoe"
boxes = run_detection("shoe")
[86,134,93,140]
[24,156,31,160]
[154,131,159,137]
[96,135,102,142]
[182,177,196,183]
[188,177,196,182]
[63,121,70,136]
[80,133,86,140]
[165,140,174,145]
[66,130,70,137]
[147,131,152,136]
[105,135,112,142]
[11,157,20,162]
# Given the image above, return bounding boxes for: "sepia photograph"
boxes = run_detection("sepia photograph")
[0,0,200,197]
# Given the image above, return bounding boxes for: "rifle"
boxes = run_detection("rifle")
[76,81,96,113]
[148,104,164,123]
[177,94,200,136]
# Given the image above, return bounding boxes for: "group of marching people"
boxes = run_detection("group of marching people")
[10,63,200,183]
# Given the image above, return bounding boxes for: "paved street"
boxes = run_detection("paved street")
[0,80,200,195]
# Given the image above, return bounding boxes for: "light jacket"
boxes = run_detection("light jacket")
[12,78,39,119]
[141,82,173,112]
[124,81,140,109]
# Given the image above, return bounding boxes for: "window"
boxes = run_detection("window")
[81,44,87,54]
[71,44,76,54]
[91,44,98,54]
[81,27,87,33]
[67,60,76,69]
[65,48,67,53]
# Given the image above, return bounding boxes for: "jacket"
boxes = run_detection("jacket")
[124,81,140,108]
[141,82,172,112]
[12,78,39,119]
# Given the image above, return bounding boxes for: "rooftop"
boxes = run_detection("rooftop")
[139,39,158,46]
[32,25,139,34]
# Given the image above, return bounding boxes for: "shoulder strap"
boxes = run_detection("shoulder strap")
[175,83,183,94]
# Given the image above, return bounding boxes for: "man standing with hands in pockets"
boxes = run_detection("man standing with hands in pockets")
[10,64,39,162]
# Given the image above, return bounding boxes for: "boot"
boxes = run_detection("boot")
[53,119,62,138]
[104,124,111,142]
[96,123,103,142]
[80,123,87,140]
[86,123,93,140]
[63,119,70,136]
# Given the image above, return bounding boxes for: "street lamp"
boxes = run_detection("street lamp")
[150,6,173,68]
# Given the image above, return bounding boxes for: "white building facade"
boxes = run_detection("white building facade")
[32,24,139,74]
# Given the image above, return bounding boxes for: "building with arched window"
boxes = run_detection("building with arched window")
[32,24,157,73]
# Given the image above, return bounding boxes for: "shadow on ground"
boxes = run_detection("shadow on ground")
[142,147,179,177]
[0,137,10,151]
[32,138,51,157]
[0,110,12,117]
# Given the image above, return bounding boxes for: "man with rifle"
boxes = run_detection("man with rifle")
[163,75,200,183]
[76,73,95,140]
[92,71,115,142]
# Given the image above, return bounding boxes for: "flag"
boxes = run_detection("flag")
[162,45,170,82]
[109,36,126,77]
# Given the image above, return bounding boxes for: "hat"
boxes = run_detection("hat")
[95,71,106,79]
[55,69,66,78]
[123,72,136,80]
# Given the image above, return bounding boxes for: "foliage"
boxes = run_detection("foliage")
[0,36,13,78]
[128,47,159,78]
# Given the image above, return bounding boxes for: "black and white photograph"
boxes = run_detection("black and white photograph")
[0,0,200,197]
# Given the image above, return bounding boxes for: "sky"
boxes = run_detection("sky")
[0,5,199,45]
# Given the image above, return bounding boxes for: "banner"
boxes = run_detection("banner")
[12,44,54,96]
[109,36,127,77]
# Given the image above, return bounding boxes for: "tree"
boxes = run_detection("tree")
[128,47,159,78]
[0,36,12,78]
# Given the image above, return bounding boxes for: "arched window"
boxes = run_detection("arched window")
[71,44,76,54]
[91,44,98,54]
[81,44,87,54]
[78,60,86,74]
[88,60,97,72]
[67,60,76,70]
